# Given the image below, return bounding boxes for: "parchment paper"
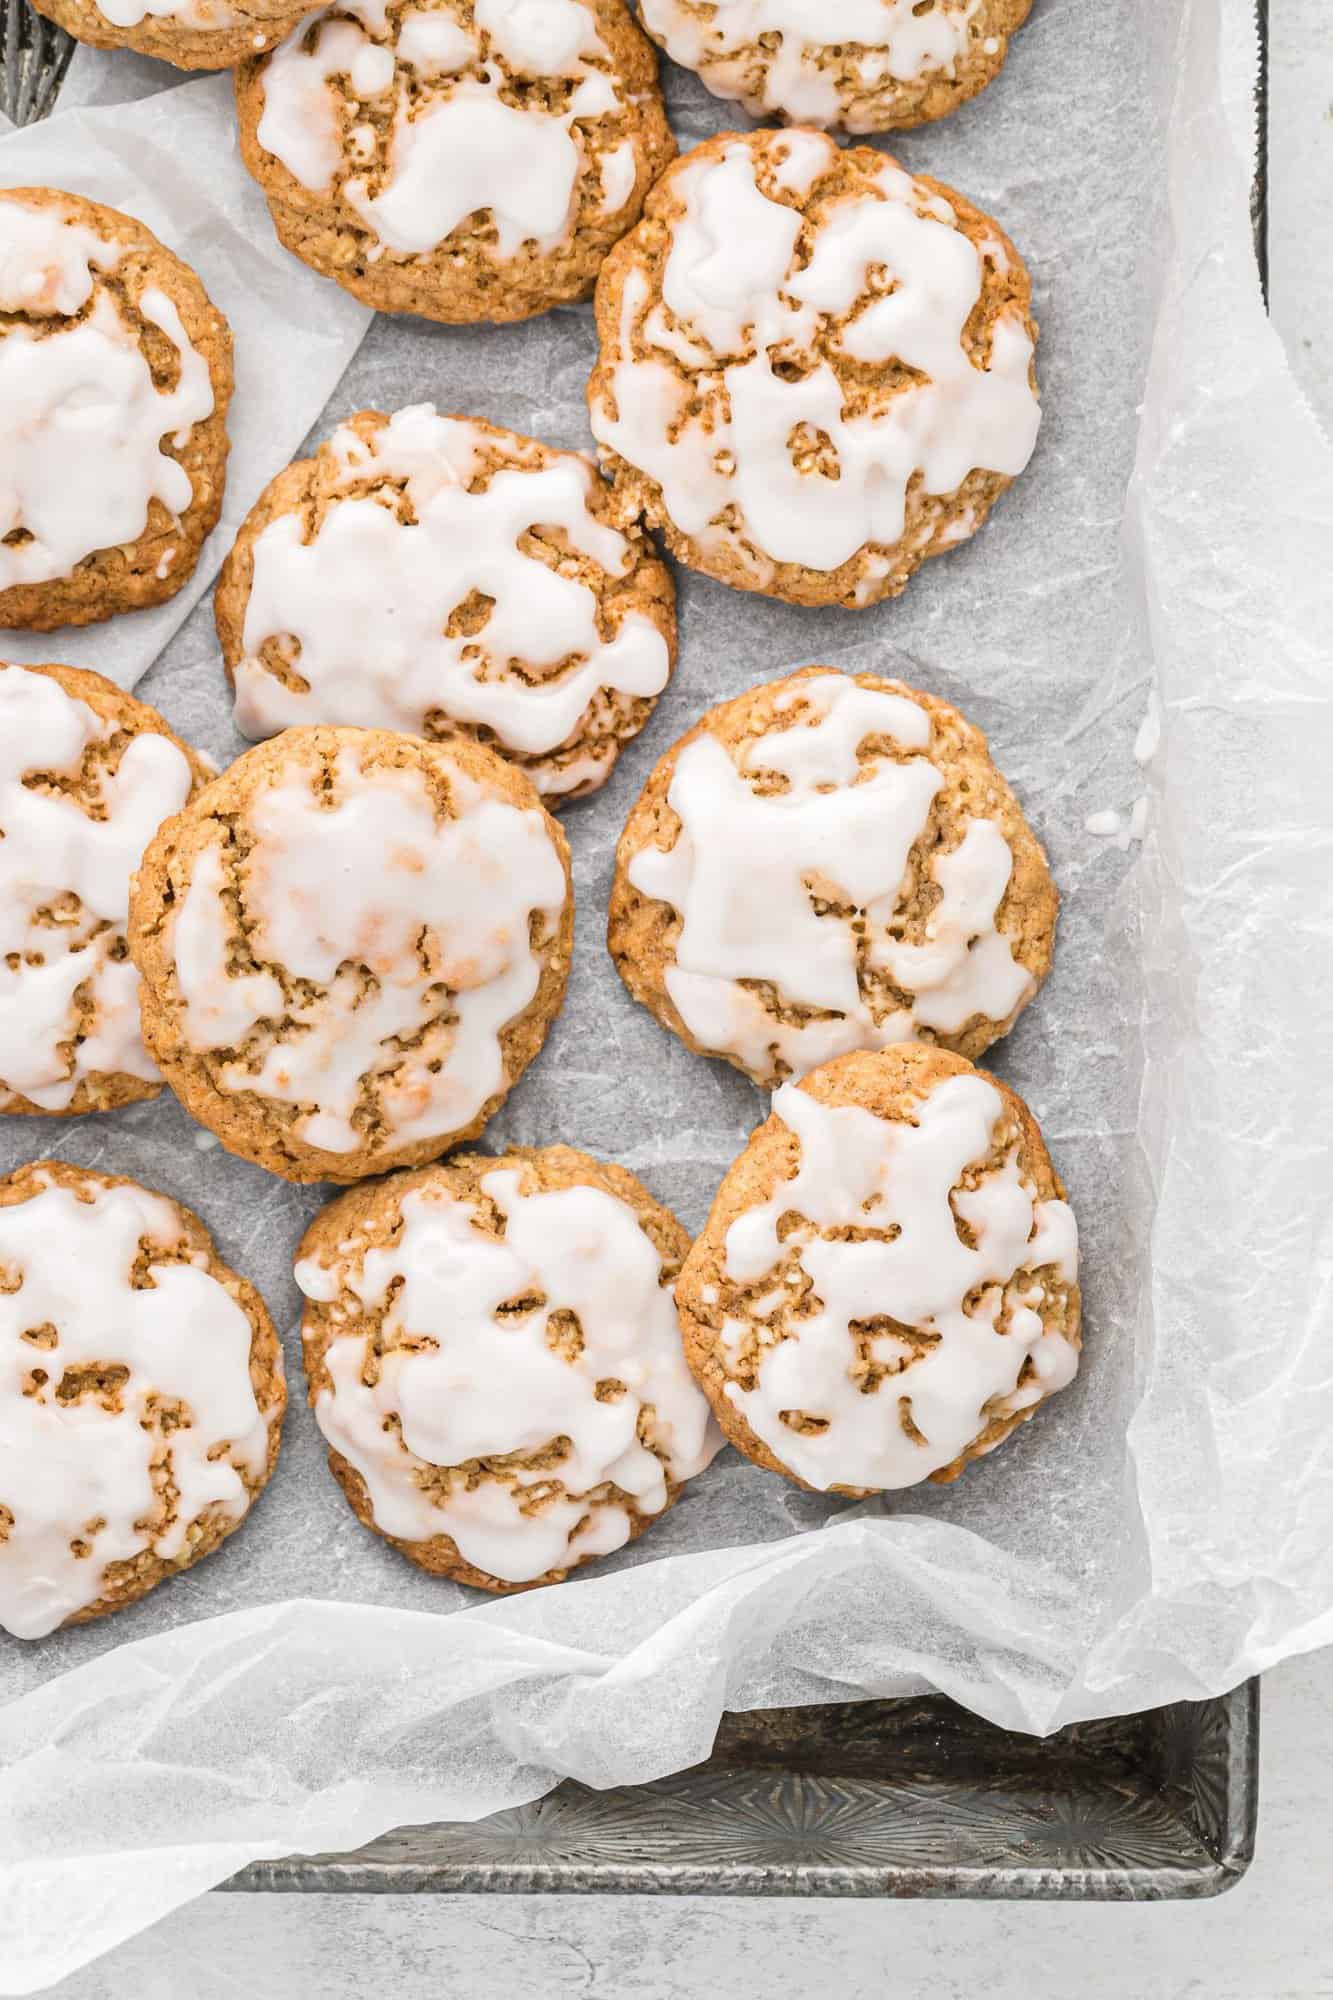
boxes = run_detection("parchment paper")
[3,0,1332,1987]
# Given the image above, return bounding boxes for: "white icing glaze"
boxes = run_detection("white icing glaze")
[1134,694,1161,767]
[592,138,1039,581]
[0,1173,276,1641]
[627,674,1034,1079]
[395,7,471,70]
[0,200,215,592]
[1085,797,1148,851]
[233,406,670,795]
[0,201,118,315]
[256,0,628,263]
[639,0,982,127]
[296,1168,721,1581]
[349,85,582,258]
[0,667,194,1112]
[474,0,592,73]
[93,0,238,29]
[257,23,380,188]
[598,138,639,217]
[718,1073,1079,1491]
[170,742,568,1157]
[769,126,832,194]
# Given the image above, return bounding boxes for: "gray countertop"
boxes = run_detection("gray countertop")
[44,4,1333,1994]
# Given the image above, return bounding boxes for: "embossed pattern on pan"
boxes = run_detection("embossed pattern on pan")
[232,1684,1258,1900]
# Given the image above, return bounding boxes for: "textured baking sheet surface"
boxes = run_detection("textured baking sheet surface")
[0,0,1326,1985]
[234,1682,1258,1902]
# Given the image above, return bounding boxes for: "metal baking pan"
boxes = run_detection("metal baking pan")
[1,0,1266,1906]
[234,1683,1258,1901]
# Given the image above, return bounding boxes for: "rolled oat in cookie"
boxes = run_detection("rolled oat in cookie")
[588,127,1040,608]
[676,1045,1080,1497]
[128,725,574,1183]
[0,1161,284,1640]
[216,405,676,801]
[235,0,676,322]
[27,0,309,73]
[1,662,210,1118]
[638,0,1032,134]
[610,669,1057,1086]
[295,1146,722,1590]
[0,190,232,631]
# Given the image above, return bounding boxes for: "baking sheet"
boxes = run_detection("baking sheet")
[3,0,1332,1987]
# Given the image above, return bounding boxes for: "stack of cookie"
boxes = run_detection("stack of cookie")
[2,0,1084,1642]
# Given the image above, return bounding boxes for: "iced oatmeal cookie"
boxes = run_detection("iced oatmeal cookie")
[588,127,1040,608]
[0,1160,285,1640]
[27,0,309,71]
[235,0,676,322]
[216,406,676,801]
[295,1146,721,1590]
[128,726,573,1183]
[676,1045,1080,1496]
[638,0,1032,134]
[610,669,1056,1086]
[0,189,232,631]
[1,662,210,1118]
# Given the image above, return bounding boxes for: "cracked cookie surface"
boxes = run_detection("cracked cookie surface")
[235,0,676,322]
[0,188,233,630]
[295,1144,722,1589]
[0,1159,284,1640]
[588,127,1040,608]
[676,1045,1080,1497]
[216,405,676,801]
[1,661,210,1117]
[610,668,1057,1087]
[638,0,1032,134]
[27,0,309,72]
[128,725,574,1183]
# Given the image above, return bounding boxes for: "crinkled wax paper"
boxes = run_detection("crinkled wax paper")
[3,0,1332,1986]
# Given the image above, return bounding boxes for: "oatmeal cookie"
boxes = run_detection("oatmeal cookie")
[638,0,1032,134]
[0,1160,285,1639]
[27,0,310,72]
[235,0,676,322]
[0,188,232,630]
[1,661,210,1117]
[588,127,1040,608]
[295,1145,721,1590]
[676,1045,1080,1496]
[128,725,574,1183]
[610,669,1057,1086]
[216,405,676,801]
